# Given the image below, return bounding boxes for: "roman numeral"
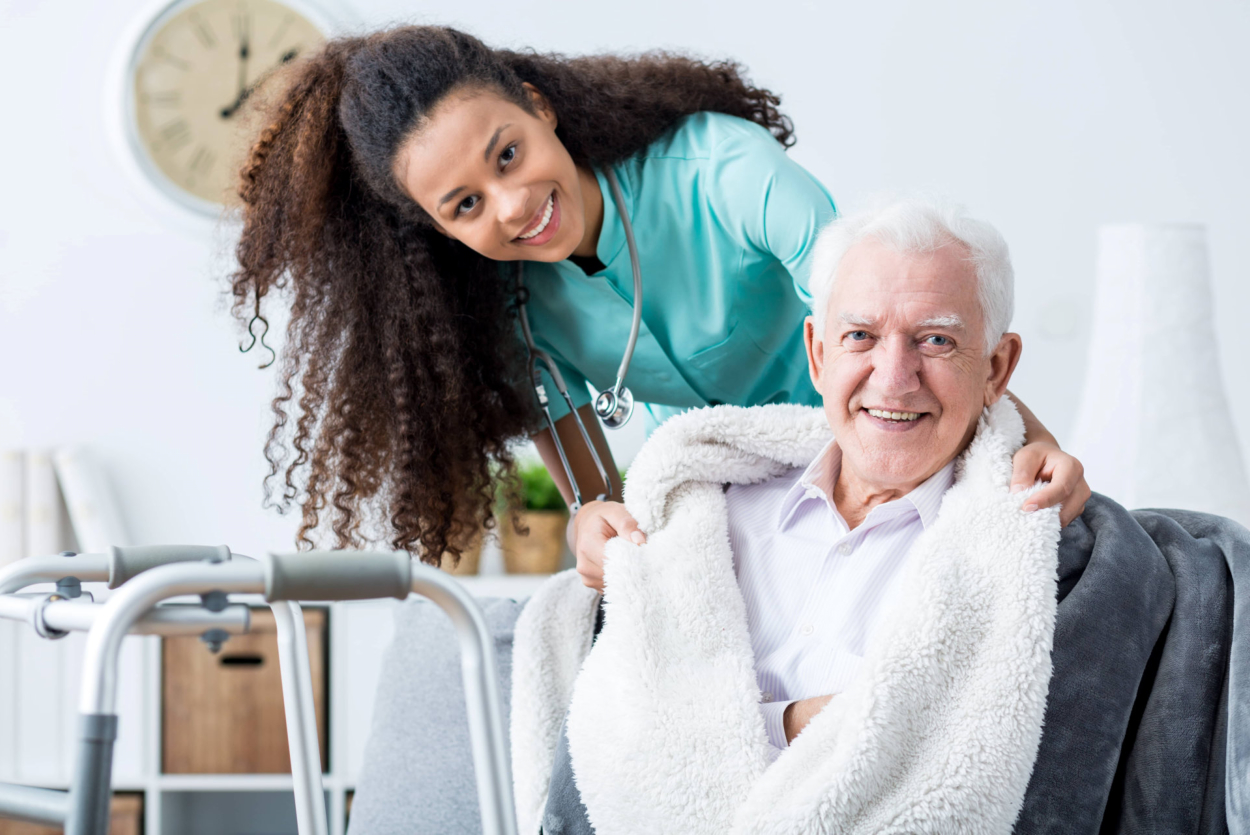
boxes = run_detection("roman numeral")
[151,44,190,71]
[156,118,191,153]
[188,146,215,175]
[189,12,216,48]
[268,14,294,48]
[144,91,181,107]
[233,10,251,43]
[185,145,215,188]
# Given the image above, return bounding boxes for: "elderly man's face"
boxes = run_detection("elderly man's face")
[805,238,1022,491]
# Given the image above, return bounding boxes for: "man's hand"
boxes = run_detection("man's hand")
[782,694,834,744]
[568,500,646,593]
[1010,441,1090,527]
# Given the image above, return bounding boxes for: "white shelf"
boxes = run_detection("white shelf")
[457,572,551,599]
[156,774,300,791]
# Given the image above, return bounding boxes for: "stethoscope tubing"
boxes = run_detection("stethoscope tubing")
[517,292,613,510]
[605,168,643,396]
[517,168,641,510]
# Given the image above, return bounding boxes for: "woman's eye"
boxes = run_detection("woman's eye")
[499,144,517,168]
[456,195,480,216]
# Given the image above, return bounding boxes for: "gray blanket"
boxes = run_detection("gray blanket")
[1017,495,1249,833]
[347,494,1248,834]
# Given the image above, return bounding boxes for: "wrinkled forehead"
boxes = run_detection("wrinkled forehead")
[829,237,982,332]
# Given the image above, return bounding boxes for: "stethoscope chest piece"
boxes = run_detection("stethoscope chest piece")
[595,384,635,429]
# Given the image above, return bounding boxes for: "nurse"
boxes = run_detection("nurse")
[231,26,1089,585]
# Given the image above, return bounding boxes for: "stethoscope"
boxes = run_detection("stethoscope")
[517,168,642,512]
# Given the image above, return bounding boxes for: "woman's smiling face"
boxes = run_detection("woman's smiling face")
[394,85,595,262]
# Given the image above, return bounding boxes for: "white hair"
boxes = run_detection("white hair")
[807,197,1014,352]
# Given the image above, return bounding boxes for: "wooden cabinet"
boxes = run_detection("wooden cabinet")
[162,608,327,774]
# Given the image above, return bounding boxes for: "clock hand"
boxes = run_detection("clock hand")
[236,12,250,98]
[220,48,299,119]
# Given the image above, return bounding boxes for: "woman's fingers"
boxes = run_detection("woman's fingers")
[1009,443,1048,495]
[1012,442,1090,527]
[599,502,647,545]
[1058,479,1092,527]
[571,501,647,593]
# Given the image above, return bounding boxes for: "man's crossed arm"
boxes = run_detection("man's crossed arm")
[782,694,835,744]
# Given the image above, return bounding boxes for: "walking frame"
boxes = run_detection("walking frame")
[0,546,519,835]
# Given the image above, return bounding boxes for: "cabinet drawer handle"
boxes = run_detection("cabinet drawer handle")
[219,654,265,667]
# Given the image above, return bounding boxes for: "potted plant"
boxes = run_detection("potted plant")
[500,460,568,574]
[438,528,483,575]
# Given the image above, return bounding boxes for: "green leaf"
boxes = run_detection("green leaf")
[517,460,567,511]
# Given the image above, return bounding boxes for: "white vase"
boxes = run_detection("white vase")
[1069,224,1250,526]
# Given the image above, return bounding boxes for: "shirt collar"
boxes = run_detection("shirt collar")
[777,439,957,531]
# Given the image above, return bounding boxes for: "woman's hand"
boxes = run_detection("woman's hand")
[1007,391,1091,527]
[568,500,647,593]
[1011,442,1090,527]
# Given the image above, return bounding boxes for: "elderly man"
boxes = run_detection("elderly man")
[345,198,1244,835]
[735,199,1023,754]
[500,198,1243,835]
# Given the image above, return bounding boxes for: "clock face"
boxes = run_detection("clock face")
[130,0,327,209]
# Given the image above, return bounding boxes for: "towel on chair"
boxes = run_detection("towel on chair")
[511,399,1063,835]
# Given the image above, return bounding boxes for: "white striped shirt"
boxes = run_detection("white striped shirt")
[726,439,955,753]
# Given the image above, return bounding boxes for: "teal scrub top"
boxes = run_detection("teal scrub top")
[522,111,837,427]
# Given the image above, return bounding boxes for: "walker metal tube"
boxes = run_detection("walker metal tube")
[67,715,117,835]
[409,561,518,835]
[68,561,266,835]
[259,552,516,834]
[0,596,251,637]
[0,553,108,594]
[77,561,265,716]
[272,601,328,835]
[0,782,68,826]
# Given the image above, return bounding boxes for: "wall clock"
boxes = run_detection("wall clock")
[124,0,333,215]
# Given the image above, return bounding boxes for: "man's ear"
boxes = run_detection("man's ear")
[522,82,557,129]
[804,316,825,387]
[984,332,1023,406]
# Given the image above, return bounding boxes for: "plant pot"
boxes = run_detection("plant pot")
[501,510,568,574]
[439,530,482,576]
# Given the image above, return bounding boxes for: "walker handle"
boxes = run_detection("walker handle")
[262,551,412,602]
[108,545,232,588]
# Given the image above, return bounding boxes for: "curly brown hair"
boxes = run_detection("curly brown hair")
[230,26,795,563]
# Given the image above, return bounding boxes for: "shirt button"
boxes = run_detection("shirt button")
[838,542,852,556]
[800,623,814,636]
[761,692,773,703]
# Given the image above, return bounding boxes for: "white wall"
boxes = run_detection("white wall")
[1,0,1247,552]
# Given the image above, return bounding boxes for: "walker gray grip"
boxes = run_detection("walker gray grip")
[263,551,412,602]
[107,544,232,589]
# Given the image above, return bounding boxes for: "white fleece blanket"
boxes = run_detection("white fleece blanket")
[511,400,1062,835]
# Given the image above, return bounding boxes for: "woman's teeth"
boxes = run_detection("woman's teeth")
[867,409,922,421]
[517,194,554,240]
